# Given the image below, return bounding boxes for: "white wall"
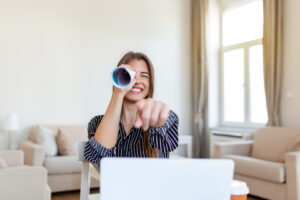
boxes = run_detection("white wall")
[0,0,192,149]
[281,0,300,127]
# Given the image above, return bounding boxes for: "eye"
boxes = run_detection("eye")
[141,74,149,78]
[140,72,149,78]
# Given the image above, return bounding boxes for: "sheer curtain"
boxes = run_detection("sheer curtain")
[263,0,283,126]
[191,0,209,158]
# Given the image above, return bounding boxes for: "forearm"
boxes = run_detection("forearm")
[94,92,124,148]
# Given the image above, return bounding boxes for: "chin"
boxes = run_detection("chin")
[124,92,147,102]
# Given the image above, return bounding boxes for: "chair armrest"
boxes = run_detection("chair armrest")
[0,166,49,199]
[285,151,300,200]
[0,150,24,167]
[19,140,45,166]
[213,140,253,158]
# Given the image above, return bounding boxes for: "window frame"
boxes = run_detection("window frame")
[218,0,266,128]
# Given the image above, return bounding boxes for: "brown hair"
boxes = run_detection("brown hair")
[117,51,158,158]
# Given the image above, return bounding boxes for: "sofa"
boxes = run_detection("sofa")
[0,150,51,200]
[19,125,99,193]
[214,127,300,200]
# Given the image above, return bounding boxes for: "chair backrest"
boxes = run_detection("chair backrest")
[77,141,88,161]
[251,127,300,162]
[76,141,100,174]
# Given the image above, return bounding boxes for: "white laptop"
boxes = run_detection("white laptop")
[100,158,234,200]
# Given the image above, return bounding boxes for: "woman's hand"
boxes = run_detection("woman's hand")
[135,98,169,131]
[113,64,137,97]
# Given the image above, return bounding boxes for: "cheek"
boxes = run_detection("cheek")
[144,80,150,89]
[144,82,150,92]
[144,88,149,94]
[143,85,150,97]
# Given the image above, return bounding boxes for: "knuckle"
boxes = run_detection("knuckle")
[156,101,161,107]
[150,116,156,123]
[163,103,168,109]
[146,98,152,104]
[161,113,168,121]
[142,114,149,121]
[136,100,144,108]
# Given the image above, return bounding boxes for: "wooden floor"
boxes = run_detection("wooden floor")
[52,189,99,200]
[51,189,266,200]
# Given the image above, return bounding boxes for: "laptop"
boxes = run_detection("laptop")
[100,158,234,200]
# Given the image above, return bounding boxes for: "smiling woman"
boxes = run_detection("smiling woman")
[84,51,179,164]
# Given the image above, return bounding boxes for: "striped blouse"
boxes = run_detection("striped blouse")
[84,110,179,163]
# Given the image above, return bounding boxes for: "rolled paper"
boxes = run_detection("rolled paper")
[111,66,136,88]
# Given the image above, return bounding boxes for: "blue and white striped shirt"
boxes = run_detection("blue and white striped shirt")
[84,110,179,163]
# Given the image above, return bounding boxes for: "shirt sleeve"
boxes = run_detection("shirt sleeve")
[148,110,179,153]
[84,115,115,163]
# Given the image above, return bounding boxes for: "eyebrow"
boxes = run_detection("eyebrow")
[141,72,150,75]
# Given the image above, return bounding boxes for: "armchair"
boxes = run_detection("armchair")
[18,125,99,192]
[214,127,300,200]
[0,150,50,200]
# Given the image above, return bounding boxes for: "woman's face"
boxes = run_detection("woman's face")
[124,59,150,102]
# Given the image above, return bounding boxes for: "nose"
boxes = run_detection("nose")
[134,73,142,84]
[134,72,139,80]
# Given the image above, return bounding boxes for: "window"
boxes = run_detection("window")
[220,0,267,127]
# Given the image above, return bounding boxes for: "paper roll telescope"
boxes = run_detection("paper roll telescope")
[111,66,136,88]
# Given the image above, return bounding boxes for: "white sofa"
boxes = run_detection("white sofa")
[19,125,99,192]
[214,127,300,200]
[0,150,51,200]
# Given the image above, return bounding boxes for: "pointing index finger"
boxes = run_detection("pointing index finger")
[136,99,146,111]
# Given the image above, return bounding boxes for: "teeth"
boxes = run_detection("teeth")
[131,88,142,92]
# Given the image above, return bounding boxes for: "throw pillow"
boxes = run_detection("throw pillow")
[287,137,300,152]
[282,137,300,161]
[0,157,7,169]
[56,129,76,156]
[35,125,58,156]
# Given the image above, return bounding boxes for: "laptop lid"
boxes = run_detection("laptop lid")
[100,158,234,200]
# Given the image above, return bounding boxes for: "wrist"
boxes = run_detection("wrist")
[112,90,125,101]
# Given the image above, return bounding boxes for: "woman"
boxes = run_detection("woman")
[84,52,179,164]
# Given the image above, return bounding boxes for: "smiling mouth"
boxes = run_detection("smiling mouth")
[130,88,143,93]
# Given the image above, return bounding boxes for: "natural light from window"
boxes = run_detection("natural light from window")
[223,49,244,122]
[223,0,263,46]
[221,0,267,126]
[249,44,267,123]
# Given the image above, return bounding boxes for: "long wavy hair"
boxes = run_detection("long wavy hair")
[116,51,158,158]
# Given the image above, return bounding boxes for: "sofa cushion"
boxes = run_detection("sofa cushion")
[59,125,88,143]
[56,130,76,156]
[223,154,285,183]
[29,125,88,154]
[44,156,81,174]
[35,126,58,157]
[251,127,300,162]
[58,126,88,155]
